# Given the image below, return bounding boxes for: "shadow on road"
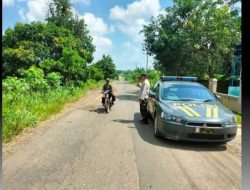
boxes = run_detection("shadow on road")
[89,107,107,114]
[113,119,135,124]
[128,90,139,95]
[116,94,138,102]
[127,113,227,152]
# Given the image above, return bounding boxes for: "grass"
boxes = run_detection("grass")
[235,113,242,126]
[2,80,104,142]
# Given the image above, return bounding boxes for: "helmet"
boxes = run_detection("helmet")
[106,78,110,82]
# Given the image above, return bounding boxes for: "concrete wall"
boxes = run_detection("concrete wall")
[215,92,241,114]
[207,78,241,114]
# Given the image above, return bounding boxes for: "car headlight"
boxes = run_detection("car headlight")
[225,116,237,126]
[161,112,182,123]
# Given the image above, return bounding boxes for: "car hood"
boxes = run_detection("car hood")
[159,100,234,122]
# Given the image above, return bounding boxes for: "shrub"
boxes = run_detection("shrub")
[20,65,49,92]
[46,72,62,88]
[3,76,29,94]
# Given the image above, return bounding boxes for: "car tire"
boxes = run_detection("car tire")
[154,113,161,138]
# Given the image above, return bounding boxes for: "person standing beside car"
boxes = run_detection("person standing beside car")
[137,73,150,124]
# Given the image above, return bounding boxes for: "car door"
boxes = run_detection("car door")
[148,82,160,119]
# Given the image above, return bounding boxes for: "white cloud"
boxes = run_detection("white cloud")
[82,13,109,36]
[26,0,51,22]
[92,35,113,62]
[70,11,114,62]
[3,0,15,7]
[93,36,112,48]
[18,8,26,21]
[110,0,160,21]
[109,0,160,41]
[81,12,115,36]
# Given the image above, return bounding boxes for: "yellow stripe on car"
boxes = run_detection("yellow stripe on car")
[177,106,194,117]
[213,106,219,118]
[184,106,201,117]
[206,105,212,118]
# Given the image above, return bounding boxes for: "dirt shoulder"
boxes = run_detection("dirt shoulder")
[227,127,241,159]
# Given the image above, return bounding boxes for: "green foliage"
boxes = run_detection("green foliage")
[20,66,49,92]
[87,64,104,81]
[96,55,117,79]
[59,47,87,83]
[2,21,97,85]
[124,68,146,83]
[46,72,62,88]
[141,0,241,78]
[235,114,241,125]
[3,46,36,77]
[46,0,95,62]
[2,79,104,142]
[124,68,161,86]
[3,77,29,94]
[147,70,161,86]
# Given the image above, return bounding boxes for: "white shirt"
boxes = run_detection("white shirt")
[138,79,150,100]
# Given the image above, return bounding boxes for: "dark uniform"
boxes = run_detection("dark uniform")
[102,84,116,104]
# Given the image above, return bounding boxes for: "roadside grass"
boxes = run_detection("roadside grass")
[2,80,104,142]
[235,113,242,127]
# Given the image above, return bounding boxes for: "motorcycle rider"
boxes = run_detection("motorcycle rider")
[102,78,116,105]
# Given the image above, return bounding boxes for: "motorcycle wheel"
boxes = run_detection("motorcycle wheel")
[104,98,110,113]
[109,97,113,110]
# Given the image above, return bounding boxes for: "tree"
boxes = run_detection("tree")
[95,55,117,79]
[46,0,73,28]
[2,22,91,84]
[46,0,95,63]
[3,47,36,77]
[87,64,104,81]
[141,0,241,78]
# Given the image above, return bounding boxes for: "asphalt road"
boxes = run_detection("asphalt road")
[3,79,241,190]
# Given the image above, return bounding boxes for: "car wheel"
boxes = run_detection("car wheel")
[154,113,161,138]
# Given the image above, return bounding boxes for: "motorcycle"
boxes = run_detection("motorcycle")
[103,89,113,113]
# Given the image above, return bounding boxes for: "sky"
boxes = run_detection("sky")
[2,0,241,71]
[2,0,173,71]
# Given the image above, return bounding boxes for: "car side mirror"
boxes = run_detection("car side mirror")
[149,91,156,98]
[215,95,222,101]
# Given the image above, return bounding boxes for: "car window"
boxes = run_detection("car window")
[161,84,216,101]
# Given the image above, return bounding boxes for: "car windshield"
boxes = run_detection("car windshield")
[161,84,216,102]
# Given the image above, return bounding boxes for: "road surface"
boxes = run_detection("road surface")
[3,79,241,190]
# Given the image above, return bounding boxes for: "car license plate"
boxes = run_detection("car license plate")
[199,128,214,134]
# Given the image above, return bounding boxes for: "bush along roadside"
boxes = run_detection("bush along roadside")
[124,68,161,86]
[2,77,104,142]
[235,113,241,127]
